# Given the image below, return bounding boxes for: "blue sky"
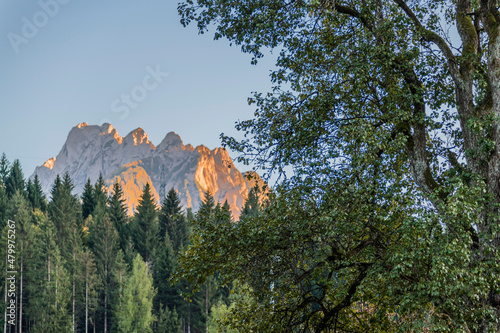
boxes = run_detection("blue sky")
[0,0,276,177]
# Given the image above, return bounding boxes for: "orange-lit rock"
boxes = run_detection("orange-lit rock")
[33,123,264,218]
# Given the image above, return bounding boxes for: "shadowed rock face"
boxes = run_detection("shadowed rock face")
[33,122,264,218]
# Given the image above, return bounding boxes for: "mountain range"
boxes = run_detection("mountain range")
[32,122,263,218]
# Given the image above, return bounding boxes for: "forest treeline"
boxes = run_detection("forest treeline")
[0,153,260,333]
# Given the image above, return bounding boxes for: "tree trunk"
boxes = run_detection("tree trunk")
[73,254,75,333]
[104,259,108,333]
[104,287,107,333]
[104,239,109,333]
[205,284,209,333]
[48,254,51,283]
[85,279,88,333]
[55,263,58,310]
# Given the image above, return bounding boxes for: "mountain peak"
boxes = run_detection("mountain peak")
[100,123,123,144]
[124,127,153,147]
[100,123,115,134]
[32,123,265,218]
[157,131,184,151]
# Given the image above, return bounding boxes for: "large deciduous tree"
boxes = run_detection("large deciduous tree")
[177,1,500,332]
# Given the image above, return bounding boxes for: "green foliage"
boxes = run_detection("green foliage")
[28,214,72,332]
[6,159,25,198]
[94,173,108,213]
[215,201,232,224]
[132,182,159,264]
[48,173,81,255]
[109,179,129,254]
[116,254,156,333]
[110,250,128,332]
[0,153,10,185]
[82,178,95,221]
[196,190,215,224]
[207,301,236,333]
[175,192,235,332]
[5,191,35,331]
[240,184,261,220]
[27,174,47,212]
[159,188,189,252]
[0,159,207,331]
[156,304,181,333]
[90,202,120,333]
[153,233,176,314]
[77,248,101,333]
[177,0,500,331]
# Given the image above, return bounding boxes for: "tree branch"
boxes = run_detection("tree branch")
[392,0,460,82]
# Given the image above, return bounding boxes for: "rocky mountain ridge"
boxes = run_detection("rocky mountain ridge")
[32,122,263,218]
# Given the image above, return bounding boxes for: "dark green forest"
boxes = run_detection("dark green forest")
[0,153,254,333]
[7,0,500,330]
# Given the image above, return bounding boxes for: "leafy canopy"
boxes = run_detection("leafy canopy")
[177,0,500,332]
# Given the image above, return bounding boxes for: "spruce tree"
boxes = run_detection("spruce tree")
[26,178,33,202]
[27,213,71,332]
[90,203,119,333]
[156,304,181,333]
[132,183,159,264]
[0,153,10,185]
[81,178,95,221]
[47,173,84,332]
[34,174,47,212]
[116,254,156,333]
[159,188,188,252]
[48,173,80,256]
[77,248,101,333]
[216,200,232,224]
[186,207,194,221]
[110,250,127,333]
[27,175,47,212]
[67,224,84,333]
[0,180,7,229]
[240,185,261,220]
[49,174,62,201]
[24,209,49,330]
[5,159,25,198]
[153,233,176,314]
[108,179,129,253]
[93,174,107,213]
[178,191,218,333]
[196,190,215,227]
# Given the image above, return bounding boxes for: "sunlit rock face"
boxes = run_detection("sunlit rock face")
[32,123,264,218]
